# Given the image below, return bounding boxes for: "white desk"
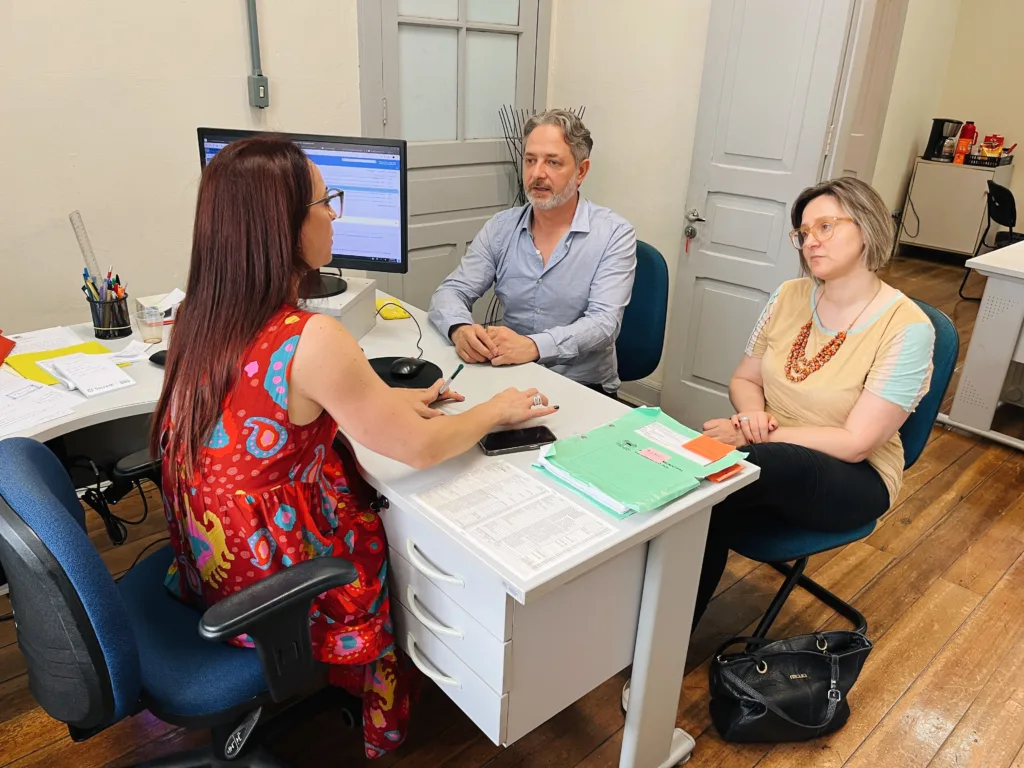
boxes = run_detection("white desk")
[7,296,758,768]
[938,240,1024,451]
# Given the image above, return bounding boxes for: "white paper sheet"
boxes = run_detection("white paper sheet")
[635,422,712,466]
[413,461,616,578]
[109,340,154,363]
[0,371,77,437]
[156,288,186,312]
[6,326,81,355]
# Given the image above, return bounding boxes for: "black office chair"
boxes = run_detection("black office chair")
[959,180,1024,301]
[0,437,361,767]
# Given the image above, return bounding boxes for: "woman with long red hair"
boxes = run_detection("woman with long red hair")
[152,136,556,757]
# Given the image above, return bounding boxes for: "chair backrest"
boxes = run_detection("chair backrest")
[0,438,139,732]
[900,300,959,469]
[986,180,1017,230]
[616,240,669,382]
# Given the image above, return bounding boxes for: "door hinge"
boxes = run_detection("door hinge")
[824,123,835,156]
[382,97,388,127]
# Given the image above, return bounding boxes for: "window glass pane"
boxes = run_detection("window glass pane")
[398,25,458,141]
[398,0,458,20]
[466,0,520,25]
[465,31,518,139]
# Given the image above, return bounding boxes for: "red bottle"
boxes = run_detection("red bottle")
[953,121,977,164]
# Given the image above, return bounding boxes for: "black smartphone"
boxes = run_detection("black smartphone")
[479,426,557,456]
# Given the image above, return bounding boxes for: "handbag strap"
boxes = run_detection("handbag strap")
[720,653,843,732]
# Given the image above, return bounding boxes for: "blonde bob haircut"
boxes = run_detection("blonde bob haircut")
[791,177,895,276]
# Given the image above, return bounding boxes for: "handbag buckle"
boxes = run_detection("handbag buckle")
[755,660,768,674]
[828,688,842,702]
[816,636,828,651]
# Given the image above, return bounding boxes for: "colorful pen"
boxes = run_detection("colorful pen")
[438,363,464,396]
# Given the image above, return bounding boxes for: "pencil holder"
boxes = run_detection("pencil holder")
[88,296,132,340]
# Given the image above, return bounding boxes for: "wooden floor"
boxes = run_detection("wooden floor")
[3,252,1024,767]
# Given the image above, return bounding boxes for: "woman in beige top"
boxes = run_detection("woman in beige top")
[695,177,935,628]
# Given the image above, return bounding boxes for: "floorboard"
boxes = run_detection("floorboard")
[2,250,1024,767]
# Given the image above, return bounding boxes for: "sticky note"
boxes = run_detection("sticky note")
[639,447,669,464]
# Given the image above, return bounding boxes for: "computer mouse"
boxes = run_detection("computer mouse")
[390,357,426,379]
[149,350,167,367]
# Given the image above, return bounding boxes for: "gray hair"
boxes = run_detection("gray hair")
[522,109,593,166]
[791,176,895,274]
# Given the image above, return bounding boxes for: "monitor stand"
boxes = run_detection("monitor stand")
[299,269,348,299]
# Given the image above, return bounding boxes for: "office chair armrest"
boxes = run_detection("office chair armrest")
[106,450,162,505]
[198,558,358,702]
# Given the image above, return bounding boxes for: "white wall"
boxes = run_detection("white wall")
[545,0,712,388]
[872,0,963,211]
[0,1,361,334]
[938,0,1024,207]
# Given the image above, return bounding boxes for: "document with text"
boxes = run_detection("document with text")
[414,461,616,578]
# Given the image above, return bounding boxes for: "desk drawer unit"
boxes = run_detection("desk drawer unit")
[389,547,512,694]
[380,501,513,641]
[392,599,508,744]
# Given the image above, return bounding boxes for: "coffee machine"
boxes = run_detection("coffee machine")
[923,118,963,162]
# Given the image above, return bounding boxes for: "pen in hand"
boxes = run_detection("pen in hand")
[438,363,464,396]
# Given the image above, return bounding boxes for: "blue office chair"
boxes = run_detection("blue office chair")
[616,240,669,382]
[0,437,360,767]
[727,299,958,638]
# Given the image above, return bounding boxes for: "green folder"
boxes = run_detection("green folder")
[534,407,746,518]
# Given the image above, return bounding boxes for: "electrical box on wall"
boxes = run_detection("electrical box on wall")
[248,75,269,109]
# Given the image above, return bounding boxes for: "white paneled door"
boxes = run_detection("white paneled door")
[659,0,855,428]
[361,0,544,314]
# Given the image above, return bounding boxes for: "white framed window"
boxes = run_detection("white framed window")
[359,0,548,152]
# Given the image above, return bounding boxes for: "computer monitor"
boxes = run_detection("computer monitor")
[197,127,408,298]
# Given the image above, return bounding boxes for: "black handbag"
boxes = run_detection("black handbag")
[708,630,873,743]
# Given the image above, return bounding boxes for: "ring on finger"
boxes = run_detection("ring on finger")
[738,416,750,422]
[532,394,542,407]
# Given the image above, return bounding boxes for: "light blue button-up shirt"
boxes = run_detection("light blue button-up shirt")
[428,196,637,391]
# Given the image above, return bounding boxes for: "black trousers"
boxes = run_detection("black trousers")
[693,441,890,629]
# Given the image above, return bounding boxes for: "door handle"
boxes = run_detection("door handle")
[686,208,706,223]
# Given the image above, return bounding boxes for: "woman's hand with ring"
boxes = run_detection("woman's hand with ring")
[730,411,778,444]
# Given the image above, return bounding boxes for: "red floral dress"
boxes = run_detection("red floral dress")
[160,306,411,757]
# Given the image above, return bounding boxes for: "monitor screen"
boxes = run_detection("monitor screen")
[197,128,408,274]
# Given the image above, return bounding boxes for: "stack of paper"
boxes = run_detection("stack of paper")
[0,370,81,438]
[37,341,153,388]
[535,407,746,518]
[50,354,135,398]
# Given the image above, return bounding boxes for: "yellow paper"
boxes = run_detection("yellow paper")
[376,298,411,320]
[6,342,115,385]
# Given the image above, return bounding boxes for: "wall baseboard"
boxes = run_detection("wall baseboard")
[619,378,662,407]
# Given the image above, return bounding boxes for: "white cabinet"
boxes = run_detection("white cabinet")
[898,159,1014,257]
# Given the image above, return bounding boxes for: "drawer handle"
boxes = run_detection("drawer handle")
[406,538,464,586]
[407,586,464,639]
[406,633,462,689]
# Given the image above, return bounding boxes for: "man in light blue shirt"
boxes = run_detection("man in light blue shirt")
[428,110,637,395]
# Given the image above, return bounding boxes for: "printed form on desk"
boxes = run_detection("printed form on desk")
[413,461,616,584]
[0,370,81,438]
[6,327,82,355]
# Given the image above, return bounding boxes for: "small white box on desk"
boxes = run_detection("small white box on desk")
[134,288,185,325]
[300,276,377,340]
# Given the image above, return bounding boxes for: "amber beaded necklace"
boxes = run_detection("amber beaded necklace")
[785,281,882,383]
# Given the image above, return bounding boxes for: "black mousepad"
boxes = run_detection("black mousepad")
[369,357,443,389]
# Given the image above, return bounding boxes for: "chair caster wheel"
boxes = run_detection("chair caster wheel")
[340,704,358,729]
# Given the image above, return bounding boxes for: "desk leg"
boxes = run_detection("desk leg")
[620,508,711,768]
[949,275,1024,432]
